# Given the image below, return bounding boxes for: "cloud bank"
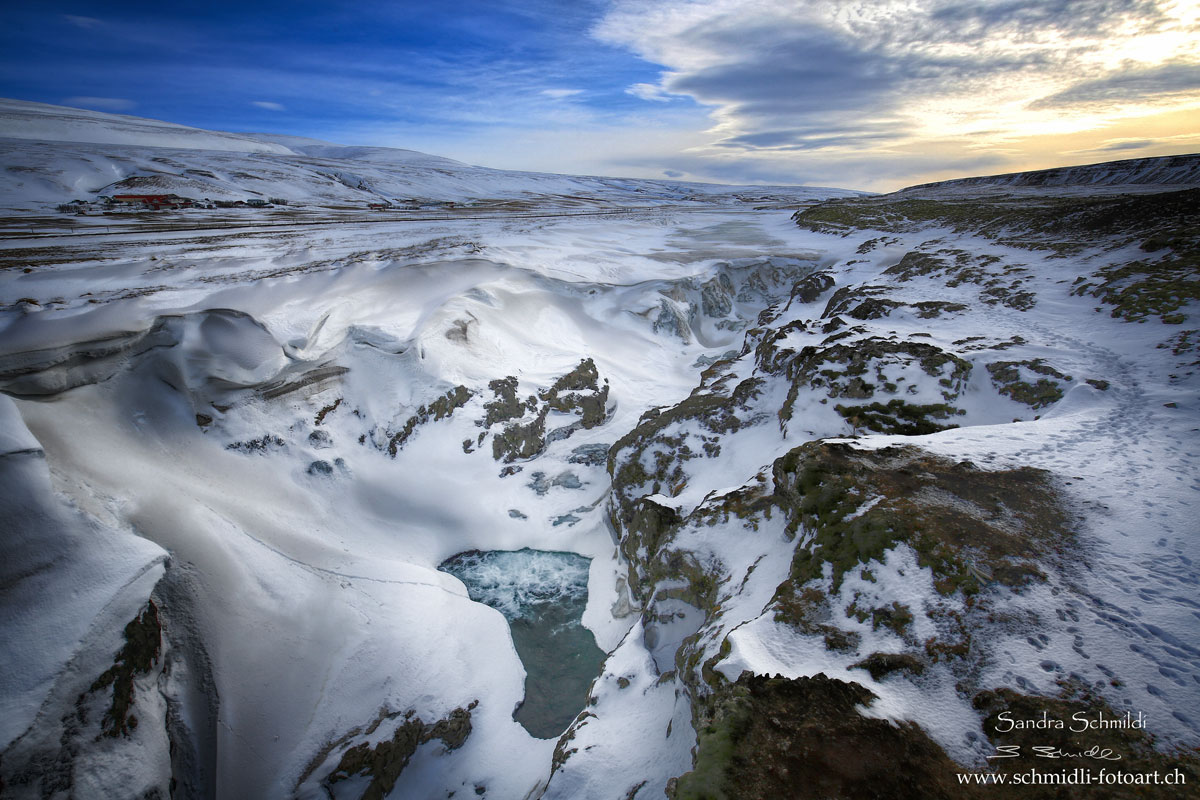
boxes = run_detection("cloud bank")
[593,0,1200,189]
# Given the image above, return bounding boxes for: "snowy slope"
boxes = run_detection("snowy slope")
[0,98,293,154]
[0,99,857,210]
[904,152,1200,192]
[588,180,1200,796]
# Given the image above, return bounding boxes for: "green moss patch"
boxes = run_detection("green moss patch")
[849,651,926,681]
[835,399,965,435]
[669,672,975,800]
[1072,254,1199,324]
[776,337,971,424]
[771,442,1068,596]
[671,672,1200,800]
[986,360,1072,408]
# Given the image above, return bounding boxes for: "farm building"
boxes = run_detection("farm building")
[111,194,194,210]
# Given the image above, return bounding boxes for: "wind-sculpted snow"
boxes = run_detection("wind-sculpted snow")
[0,184,845,796]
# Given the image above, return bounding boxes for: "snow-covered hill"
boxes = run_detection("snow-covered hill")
[1,104,1198,799]
[0,98,293,155]
[0,99,855,211]
[904,152,1200,193]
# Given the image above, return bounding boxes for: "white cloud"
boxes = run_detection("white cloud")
[252,101,286,111]
[63,96,135,111]
[541,88,584,99]
[591,0,1200,187]
[626,83,672,102]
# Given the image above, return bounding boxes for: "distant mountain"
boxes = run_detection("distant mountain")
[0,98,293,154]
[0,99,858,210]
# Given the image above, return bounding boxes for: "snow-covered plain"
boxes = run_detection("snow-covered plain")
[1,100,1198,798]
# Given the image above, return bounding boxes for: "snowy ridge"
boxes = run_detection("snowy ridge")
[902,152,1200,192]
[0,99,857,209]
[0,98,293,154]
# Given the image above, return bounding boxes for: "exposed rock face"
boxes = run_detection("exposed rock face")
[568,443,610,466]
[484,376,526,427]
[700,275,734,317]
[487,359,612,462]
[1,600,171,799]
[386,384,473,456]
[786,270,835,306]
[540,358,610,430]
[89,601,163,739]
[493,408,549,462]
[669,672,972,800]
[314,703,477,800]
[653,299,691,342]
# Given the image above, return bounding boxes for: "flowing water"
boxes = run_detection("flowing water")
[438,548,607,739]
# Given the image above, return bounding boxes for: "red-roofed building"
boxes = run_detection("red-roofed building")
[111,194,193,210]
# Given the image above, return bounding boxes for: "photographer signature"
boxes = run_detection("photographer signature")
[988,745,1121,761]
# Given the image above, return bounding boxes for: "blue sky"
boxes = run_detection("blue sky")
[0,2,680,134]
[2,1,1198,190]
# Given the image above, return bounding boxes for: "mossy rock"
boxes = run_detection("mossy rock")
[820,284,893,319]
[912,301,969,318]
[323,703,476,800]
[771,442,1068,597]
[609,385,751,506]
[835,399,964,435]
[484,376,524,426]
[492,408,549,462]
[386,385,472,456]
[787,271,836,305]
[670,672,978,800]
[777,337,971,423]
[849,651,926,681]
[986,360,1071,409]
